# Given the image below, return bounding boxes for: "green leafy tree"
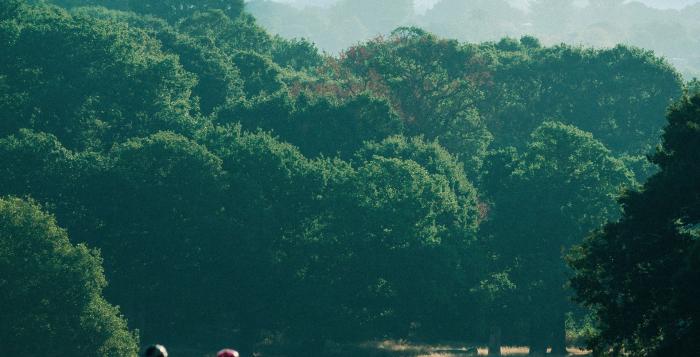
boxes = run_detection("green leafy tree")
[274,136,483,349]
[172,9,285,98]
[178,9,273,56]
[199,125,331,354]
[570,95,700,357]
[270,36,323,71]
[482,122,633,355]
[0,0,22,20]
[0,129,77,207]
[353,136,485,339]
[199,127,485,353]
[4,0,695,352]
[336,29,493,178]
[0,197,138,356]
[73,7,245,116]
[481,43,683,155]
[355,135,479,221]
[130,0,245,22]
[279,153,482,351]
[620,154,658,184]
[0,4,198,150]
[688,78,700,96]
[0,129,102,243]
[219,92,403,159]
[88,132,228,347]
[47,0,244,22]
[230,50,285,98]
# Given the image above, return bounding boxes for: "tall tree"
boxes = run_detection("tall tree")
[570,94,700,357]
[482,122,634,355]
[278,152,482,351]
[90,132,228,348]
[337,29,493,178]
[199,125,331,354]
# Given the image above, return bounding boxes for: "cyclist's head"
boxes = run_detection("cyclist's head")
[144,344,168,357]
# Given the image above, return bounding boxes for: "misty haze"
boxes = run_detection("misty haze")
[248,0,700,78]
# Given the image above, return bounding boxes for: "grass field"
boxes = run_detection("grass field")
[350,341,592,357]
[170,340,592,357]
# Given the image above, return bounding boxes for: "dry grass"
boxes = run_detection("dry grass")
[171,340,592,357]
[359,340,591,357]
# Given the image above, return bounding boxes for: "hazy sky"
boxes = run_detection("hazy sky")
[634,0,700,8]
[255,0,700,11]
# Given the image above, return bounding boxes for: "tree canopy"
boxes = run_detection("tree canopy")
[480,122,634,354]
[0,197,138,357]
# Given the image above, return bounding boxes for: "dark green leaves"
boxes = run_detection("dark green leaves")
[570,95,700,356]
[0,6,198,149]
[0,197,138,357]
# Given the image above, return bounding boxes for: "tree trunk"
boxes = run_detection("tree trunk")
[488,325,502,356]
[550,312,567,356]
[529,315,547,357]
[591,346,604,357]
[236,338,254,356]
[237,321,258,357]
[529,344,547,357]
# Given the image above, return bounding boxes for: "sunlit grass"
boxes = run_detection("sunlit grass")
[357,340,591,356]
[172,340,593,356]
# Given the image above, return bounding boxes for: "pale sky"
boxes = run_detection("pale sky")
[253,0,700,11]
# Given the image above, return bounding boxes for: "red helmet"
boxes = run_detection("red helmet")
[217,349,240,357]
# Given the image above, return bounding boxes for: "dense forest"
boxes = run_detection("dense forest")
[248,0,700,78]
[1,0,699,356]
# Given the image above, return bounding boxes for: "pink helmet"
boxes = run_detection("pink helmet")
[217,349,240,357]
